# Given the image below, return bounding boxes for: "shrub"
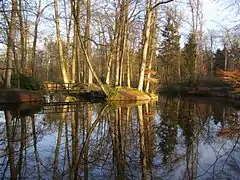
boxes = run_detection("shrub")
[11,72,44,90]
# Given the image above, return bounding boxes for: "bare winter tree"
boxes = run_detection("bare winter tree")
[5,0,17,88]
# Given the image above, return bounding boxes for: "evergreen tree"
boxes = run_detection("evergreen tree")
[214,48,225,71]
[158,10,181,86]
[182,33,197,83]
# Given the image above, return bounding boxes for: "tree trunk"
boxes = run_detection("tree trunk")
[5,0,17,88]
[71,0,79,83]
[72,6,109,97]
[53,0,70,85]
[85,0,93,84]
[17,0,26,72]
[145,5,157,93]
[114,0,123,86]
[126,39,131,87]
[119,0,129,86]
[106,44,114,85]
[32,0,41,76]
[72,25,77,83]
[115,32,121,86]
[138,0,153,91]
[106,30,117,85]
[224,43,228,70]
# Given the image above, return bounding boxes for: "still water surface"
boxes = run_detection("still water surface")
[0,95,240,180]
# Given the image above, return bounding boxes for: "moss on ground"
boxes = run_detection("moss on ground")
[107,87,157,101]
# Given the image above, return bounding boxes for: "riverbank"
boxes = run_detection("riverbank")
[0,88,43,103]
[158,79,240,107]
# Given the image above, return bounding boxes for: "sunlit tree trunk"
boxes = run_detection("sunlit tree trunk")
[138,0,153,91]
[139,0,173,90]
[53,0,70,85]
[71,0,80,83]
[106,33,116,85]
[72,27,77,83]
[115,32,121,86]
[72,5,109,96]
[114,0,123,86]
[85,0,92,84]
[63,0,72,78]
[145,4,157,93]
[5,0,17,88]
[119,0,129,86]
[126,39,131,87]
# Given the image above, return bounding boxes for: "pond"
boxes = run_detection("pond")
[0,95,240,179]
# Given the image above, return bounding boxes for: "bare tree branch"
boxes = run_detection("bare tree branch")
[151,0,174,10]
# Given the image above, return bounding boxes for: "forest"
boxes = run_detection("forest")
[1,1,240,179]
[0,0,240,96]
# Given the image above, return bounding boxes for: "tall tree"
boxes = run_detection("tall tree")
[85,0,92,84]
[31,0,42,76]
[5,0,18,88]
[138,0,173,91]
[138,0,153,91]
[204,29,218,77]
[188,0,204,78]
[158,7,181,87]
[72,2,109,97]
[119,0,130,86]
[53,0,70,85]
[182,33,197,83]
[145,0,158,93]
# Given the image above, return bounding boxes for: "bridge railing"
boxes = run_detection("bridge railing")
[44,82,88,91]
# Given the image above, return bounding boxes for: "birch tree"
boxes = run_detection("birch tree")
[138,0,153,91]
[138,0,173,91]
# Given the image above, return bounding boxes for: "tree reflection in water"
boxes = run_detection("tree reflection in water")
[0,96,240,179]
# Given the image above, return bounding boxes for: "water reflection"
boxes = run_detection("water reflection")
[0,96,240,179]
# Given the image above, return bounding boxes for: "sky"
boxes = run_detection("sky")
[177,0,238,47]
[0,0,238,53]
[202,0,237,30]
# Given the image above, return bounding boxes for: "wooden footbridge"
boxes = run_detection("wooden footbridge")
[44,82,90,93]
[0,82,105,104]
[43,82,106,100]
